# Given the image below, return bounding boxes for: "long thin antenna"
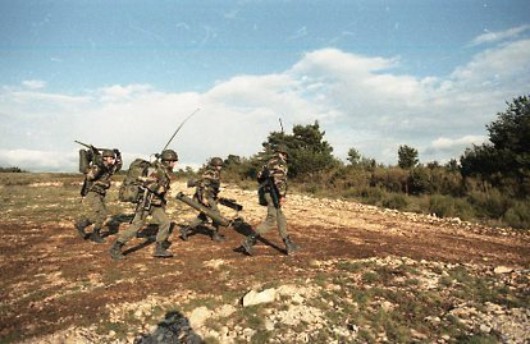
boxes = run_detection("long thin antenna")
[279,117,284,134]
[161,108,200,152]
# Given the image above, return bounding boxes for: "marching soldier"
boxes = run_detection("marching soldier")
[180,157,225,242]
[75,149,122,243]
[109,149,178,259]
[241,144,300,255]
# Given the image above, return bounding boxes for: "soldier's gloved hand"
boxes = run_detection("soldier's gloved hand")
[280,196,287,206]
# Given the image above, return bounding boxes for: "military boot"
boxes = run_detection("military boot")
[211,229,225,242]
[153,241,173,258]
[161,239,172,250]
[75,219,90,239]
[179,226,190,241]
[109,241,125,260]
[283,236,300,255]
[89,227,105,244]
[241,233,258,256]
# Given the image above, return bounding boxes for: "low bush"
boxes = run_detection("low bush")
[503,200,530,229]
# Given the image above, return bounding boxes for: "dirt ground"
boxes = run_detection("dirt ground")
[0,180,529,343]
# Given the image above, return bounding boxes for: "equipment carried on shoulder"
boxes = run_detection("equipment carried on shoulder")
[75,140,121,197]
[175,192,231,227]
[118,158,152,203]
[75,140,119,172]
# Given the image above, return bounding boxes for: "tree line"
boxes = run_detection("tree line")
[185,94,529,229]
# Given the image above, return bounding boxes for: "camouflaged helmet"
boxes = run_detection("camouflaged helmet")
[102,149,116,158]
[209,157,224,167]
[274,144,289,156]
[160,149,179,161]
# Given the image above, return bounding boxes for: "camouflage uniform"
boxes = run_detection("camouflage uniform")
[75,150,121,243]
[181,162,224,242]
[110,150,178,259]
[242,147,299,255]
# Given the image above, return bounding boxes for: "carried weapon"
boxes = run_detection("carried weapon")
[175,192,231,227]
[74,140,112,152]
[259,168,281,208]
[218,197,243,212]
[134,186,153,221]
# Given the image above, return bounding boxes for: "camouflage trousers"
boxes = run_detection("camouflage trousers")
[78,191,108,228]
[255,193,288,239]
[117,205,171,244]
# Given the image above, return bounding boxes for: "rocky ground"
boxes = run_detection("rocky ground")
[0,177,528,343]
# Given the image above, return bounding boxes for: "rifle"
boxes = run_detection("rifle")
[218,197,243,212]
[134,186,153,221]
[74,140,111,152]
[259,168,281,208]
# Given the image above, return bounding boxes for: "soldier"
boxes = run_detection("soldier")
[180,157,225,242]
[75,149,122,243]
[109,149,178,259]
[241,145,300,255]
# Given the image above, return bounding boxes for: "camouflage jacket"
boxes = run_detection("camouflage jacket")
[195,167,221,204]
[141,162,173,206]
[259,154,288,197]
[85,163,119,195]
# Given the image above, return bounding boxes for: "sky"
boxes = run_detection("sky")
[1,0,529,172]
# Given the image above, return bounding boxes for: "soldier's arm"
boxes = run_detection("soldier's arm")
[86,165,101,181]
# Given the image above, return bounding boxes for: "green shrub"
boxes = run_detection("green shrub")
[467,189,511,219]
[382,194,409,210]
[428,194,475,220]
[503,200,530,229]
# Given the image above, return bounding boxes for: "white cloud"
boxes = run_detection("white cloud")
[431,136,486,150]
[0,149,75,172]
[1,39,529,171]
[22,80,46,90]
[470,25,530,46]
[422,135,488,162]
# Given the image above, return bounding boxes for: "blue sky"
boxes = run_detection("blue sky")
[1,0,529,172]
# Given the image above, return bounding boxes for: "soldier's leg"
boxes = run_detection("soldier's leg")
[88,194,108,243]
[74,218,91,239]
[277,208,299,255]
[180,214,204,241]
[242,194,276,255]
[110,211,145,260]
[208,201,225,242]
[75,192,98,239]
[255,194,278,236]
[152,207,173,258]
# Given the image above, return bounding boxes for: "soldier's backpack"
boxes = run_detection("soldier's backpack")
[118,158,151,203]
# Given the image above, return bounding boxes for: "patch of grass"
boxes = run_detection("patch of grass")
[337,260,372,273]
[455,333,499,344]
[251,329,272,343]
[362,271,380,284]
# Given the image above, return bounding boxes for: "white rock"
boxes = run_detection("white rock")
[242,288,276,307]
[493,266,514,274]
[189,306,213,328]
